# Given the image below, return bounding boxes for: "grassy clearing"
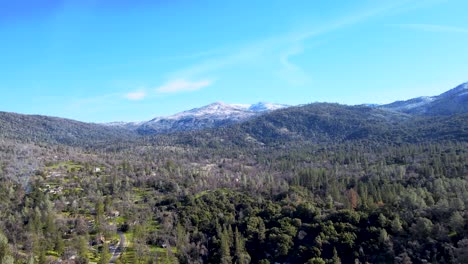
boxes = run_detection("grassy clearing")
[132,187,152,202]
[194,190,210,199]
[87,251,99,263]
[147,219,160,232]
[150,245,178,255]
[123,232,133,247]
[46,250,59,257]
[120,247,136,263]
[121,246,178,264]
[46,161,84,172]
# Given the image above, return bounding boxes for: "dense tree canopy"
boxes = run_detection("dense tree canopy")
[0,104,467,263]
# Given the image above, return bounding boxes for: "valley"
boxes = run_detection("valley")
[0,83,467,263]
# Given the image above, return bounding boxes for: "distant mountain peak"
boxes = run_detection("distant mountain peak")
[248,102,288,112]
[207,101,229,107]
[438,82,468,97]
[169,101,287,118]
[204,102,249,110]
[379,81,468,115]
[134,101,289,135]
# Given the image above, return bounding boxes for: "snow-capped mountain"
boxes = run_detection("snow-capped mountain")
[103,121,143,130]
[379,82,468,115]
[103,81,468,135]
[150,102,254,122]
[248,102,287,112]
[379,96,436,112]
[132,102,288,135]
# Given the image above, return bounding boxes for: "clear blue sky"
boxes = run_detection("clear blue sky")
[1,0,467,122]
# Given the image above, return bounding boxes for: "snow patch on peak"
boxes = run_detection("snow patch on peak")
[154,102,251,122]
[418,96,436,103]
[103,121,142,127]
[142,101,290,130]
[450,82,468,93]
[399,96,435,109]
[439,82,468,98]
[380,96,436,111]
[249,102,288,112]
[202,102,249,111]
[207,101,228,107]
[458,82,468,91]
[134,101,287,134]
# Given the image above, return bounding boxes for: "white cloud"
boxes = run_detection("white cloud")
[156,79,213,93]
[125,91,146,100]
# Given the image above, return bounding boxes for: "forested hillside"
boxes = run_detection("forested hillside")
[0,102,467,264]
[166,104,468,148]
[0,112,137,147]
[380,82,468,116]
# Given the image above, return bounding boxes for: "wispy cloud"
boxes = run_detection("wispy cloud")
[278,45,311,86]
[161,1,411,85]
[167,42,266,79]
[156,79,213,93]
[394,23,468,33]
[124,90,146,100]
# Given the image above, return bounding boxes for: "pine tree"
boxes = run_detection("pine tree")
[234,227,251,264]
[220,226,232,264]
[0,231,9,263]
[54,233,65,257]
[391,217,403,234]
[76,236,89,261]
[99,243,110,264]
[332,247,341,264]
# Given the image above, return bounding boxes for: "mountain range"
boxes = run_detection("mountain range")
[0,82,467,147]
[106,82,468,135]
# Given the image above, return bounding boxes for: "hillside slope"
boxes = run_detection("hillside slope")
[380,82,468,115]
[0,111,137,147]
[170,103,468,148]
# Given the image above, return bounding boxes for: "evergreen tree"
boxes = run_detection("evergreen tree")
[234,227,250,264]
[332,247,341,264]
[99,243,110,264]
[0,231,9,263]
[391,217,403,234]
[220,226,232,264]
[1,255,14,264]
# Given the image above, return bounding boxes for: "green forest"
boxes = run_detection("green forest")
[0,105,467,264]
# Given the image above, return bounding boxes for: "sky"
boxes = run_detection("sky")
[0,0,467,122]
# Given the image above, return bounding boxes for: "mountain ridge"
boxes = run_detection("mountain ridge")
[0,111,137,147]
[379,82,468,115]
[122,101,288,135]
[1,82,467,146]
